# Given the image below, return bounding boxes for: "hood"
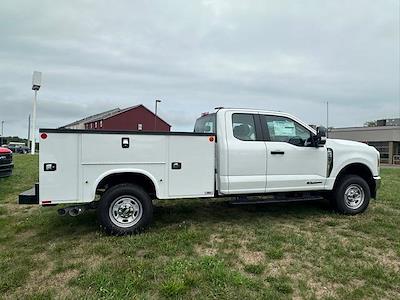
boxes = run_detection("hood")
[0,147,12,154]
[326,138,377,153]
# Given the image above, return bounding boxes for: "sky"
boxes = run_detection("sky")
[0,0,399,137]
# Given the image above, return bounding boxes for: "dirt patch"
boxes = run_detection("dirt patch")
[239,250,264,265]
[17,229,36,241]
[304,277,364,299]
[136,249,148,257]
[266,256,296,277]
[269,255,342,299]
[195,244,218,256]
[53,268,80,282]
[7,258,80,299]
[307,280,342,299]
[278,223,314,239]
[210,234,224,244]
[266,252,367,299]
[195,233,224,257]
[32,251,48,262]
[366,247,400,272]
[9,248,104,299]
[0,202,38,217]
[68,254,104,271]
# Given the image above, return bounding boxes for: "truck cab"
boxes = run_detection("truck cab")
[196,108,379,198]
[196,109,328,194]
[19,107,381,235]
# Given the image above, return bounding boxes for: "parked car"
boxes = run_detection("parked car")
[6,144,30,154]
[19,107,381,235]
[0,147,14,177]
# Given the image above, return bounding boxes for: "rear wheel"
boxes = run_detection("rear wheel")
[97,183,153,235]
[333,175,370,215]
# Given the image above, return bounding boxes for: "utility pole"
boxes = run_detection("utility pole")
[31,71,42,154]
[27,114,31,147]
[154,99,161,131]
[326,101,329,138]
[1,120,4,146]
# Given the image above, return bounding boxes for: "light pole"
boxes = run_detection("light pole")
[326,101,329,138]
[31,71,42,154]
[27,114,31,147]
[1,120,4,146]
[154,99,161,131]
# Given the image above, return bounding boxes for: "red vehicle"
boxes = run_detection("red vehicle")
[0,147,13,177]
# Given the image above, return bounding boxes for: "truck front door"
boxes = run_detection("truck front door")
[261,114,327,192]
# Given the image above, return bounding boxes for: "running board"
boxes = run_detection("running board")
[229,196,324,205]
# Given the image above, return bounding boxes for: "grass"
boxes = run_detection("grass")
[0,155,399,299]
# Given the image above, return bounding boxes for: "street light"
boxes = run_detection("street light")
[154,99,161,131]
[326,101,329,138]
[0,120,4,146]
[31,71,42,154]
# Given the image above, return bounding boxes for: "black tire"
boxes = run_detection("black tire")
[333,175,370,215]
[97,183,153,235]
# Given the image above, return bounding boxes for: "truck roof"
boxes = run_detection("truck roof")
[215,107,317,134]
[216,107,289,114]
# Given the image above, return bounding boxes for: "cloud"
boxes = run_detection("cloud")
[0,0,398,137]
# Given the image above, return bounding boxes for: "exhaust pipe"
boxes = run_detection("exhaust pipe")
[58,205,88,217]
[69,207,84,217]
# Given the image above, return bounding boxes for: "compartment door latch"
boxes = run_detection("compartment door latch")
[171,162,182,170]
[121,137,130,148]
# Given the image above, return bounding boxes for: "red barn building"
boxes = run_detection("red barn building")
[63,105,171,132]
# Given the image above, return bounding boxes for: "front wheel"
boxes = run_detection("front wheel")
[333,175,370,215]
[97,183,153,235]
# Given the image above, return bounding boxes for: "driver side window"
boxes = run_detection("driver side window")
[263,115,311,146]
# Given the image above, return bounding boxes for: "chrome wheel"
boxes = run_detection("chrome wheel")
[109,196,143,228]
[344,184,365,210]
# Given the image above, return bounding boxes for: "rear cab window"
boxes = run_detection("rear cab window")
[232,114,257,141]
[194,113,216,134]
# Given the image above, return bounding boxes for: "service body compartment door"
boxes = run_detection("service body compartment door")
[168,135,215,198]
[39,133,80,204]
[81,133,169,201]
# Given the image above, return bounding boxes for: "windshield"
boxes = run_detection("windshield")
[194,113,216,134]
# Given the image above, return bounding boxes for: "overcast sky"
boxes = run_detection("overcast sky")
[0,0,399,137]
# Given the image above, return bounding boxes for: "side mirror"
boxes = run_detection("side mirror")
[317,126,326,137]
[313,126,327,147]
[288,137,305,147]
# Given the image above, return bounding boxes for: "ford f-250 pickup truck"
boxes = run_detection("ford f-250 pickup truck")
[19,108,381,235]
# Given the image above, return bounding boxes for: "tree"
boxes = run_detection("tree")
[364,120,377,127]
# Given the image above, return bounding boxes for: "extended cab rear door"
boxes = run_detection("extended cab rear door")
[225,111,267,194]
[260,114,327,192]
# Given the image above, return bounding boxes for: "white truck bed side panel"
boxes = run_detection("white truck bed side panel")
[40,131,215,204]
[167,136,215,197]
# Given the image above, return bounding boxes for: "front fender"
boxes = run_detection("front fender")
[326,156,376,190]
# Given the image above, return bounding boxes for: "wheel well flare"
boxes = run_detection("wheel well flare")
[335,163,376,198]
[96,173,156,198]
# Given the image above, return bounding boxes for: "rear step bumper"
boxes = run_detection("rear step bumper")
[19,183,39,205]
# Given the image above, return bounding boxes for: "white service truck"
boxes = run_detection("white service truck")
[19,108,381,235]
